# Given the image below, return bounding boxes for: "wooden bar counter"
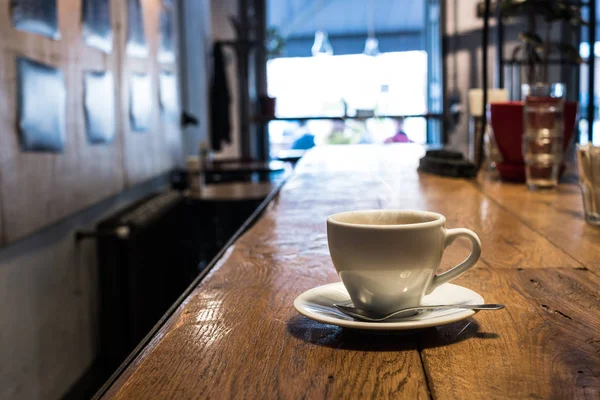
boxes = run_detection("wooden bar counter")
[98,145,599,399]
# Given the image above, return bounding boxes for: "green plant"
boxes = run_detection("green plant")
[502,0,586,83]
[265,26,285,59]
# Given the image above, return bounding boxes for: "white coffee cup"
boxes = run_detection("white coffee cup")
[327,210,481,314]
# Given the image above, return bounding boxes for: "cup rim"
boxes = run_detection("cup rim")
[327,209,445,229]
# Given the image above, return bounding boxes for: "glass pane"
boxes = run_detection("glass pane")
[425,0,442,144]
[266,0,442,154]
[267,52,428,119]
[578,3,599,144]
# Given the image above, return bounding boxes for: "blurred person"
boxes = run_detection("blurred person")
[291,121,316,150]
[384,117,411,143]
[356,120,375,144]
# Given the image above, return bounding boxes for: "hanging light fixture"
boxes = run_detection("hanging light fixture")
[364,37,380,57]
[363,0,380,56]
[312,30,333,56]
[311,0,333,56]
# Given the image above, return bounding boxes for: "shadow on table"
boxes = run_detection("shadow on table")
[286,315,499,351]
[554,207,585,219]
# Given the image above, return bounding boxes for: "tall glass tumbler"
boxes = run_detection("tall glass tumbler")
[522,83,565,190]
[576,144,600,226]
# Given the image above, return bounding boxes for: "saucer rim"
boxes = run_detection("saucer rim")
[293,282,484,330]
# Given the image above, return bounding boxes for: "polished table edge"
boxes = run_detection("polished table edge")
[186,182,277,202]
[91,174,290,400]
[204,160,287,173]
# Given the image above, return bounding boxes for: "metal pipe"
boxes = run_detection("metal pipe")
[254,0,268,161]
[477,0,491,171]
[588,0,596,143]
[441,0,449,144]
[238,0,251,158]
[496,1,504,88]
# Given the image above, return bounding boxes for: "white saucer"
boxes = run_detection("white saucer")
[293,282,484,330]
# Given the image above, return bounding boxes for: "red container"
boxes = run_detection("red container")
[489,101,578,182]
[259,96,276,118]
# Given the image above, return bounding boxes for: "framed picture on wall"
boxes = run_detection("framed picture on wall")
[159,71,177,121]
[82,0,113,53]
[84,70,115,144]
[17,57,66,152]
[11,0,60,40]
[158,5,175,63]
[129,72,151,131]
[126,0,148,58]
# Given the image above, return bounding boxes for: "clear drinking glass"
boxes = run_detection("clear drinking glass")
[576,144,600,226]
[521,83,565,190]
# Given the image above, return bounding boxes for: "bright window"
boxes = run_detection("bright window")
[268,51,427,117]
[267,51,429,155]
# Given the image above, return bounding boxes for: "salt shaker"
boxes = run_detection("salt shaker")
[186,156,202,194]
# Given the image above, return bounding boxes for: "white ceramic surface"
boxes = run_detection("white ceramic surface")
[293,282,484,330]
[327,210,481,314]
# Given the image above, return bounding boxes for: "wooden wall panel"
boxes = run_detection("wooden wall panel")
[118,0,182,187]
[158,22,183,175]
[0,0,181,244]
[0,0,125,243]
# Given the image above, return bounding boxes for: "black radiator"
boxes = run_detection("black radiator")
[64,187,271,399]
[96,191,210,369]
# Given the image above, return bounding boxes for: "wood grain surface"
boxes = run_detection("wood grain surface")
[100,145,600,399]
[474,176,600,274]
[0,0,181,244]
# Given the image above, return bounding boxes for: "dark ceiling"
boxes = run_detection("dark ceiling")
[267,0,426,57]
[268,0,425,38]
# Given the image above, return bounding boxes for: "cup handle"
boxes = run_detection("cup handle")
[426,228,482,295]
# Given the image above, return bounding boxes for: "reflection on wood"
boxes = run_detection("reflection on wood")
[17,57,66,152]
[158,5,174,63]
[126,0,148,58]
[10,0,60,39]
[159,71,176,121]
[84,70,115,144]
[82,0,112,53]
[129,72,151,132]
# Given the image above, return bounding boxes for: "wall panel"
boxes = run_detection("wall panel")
[119,0,181,187]
[0,0,181,244]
